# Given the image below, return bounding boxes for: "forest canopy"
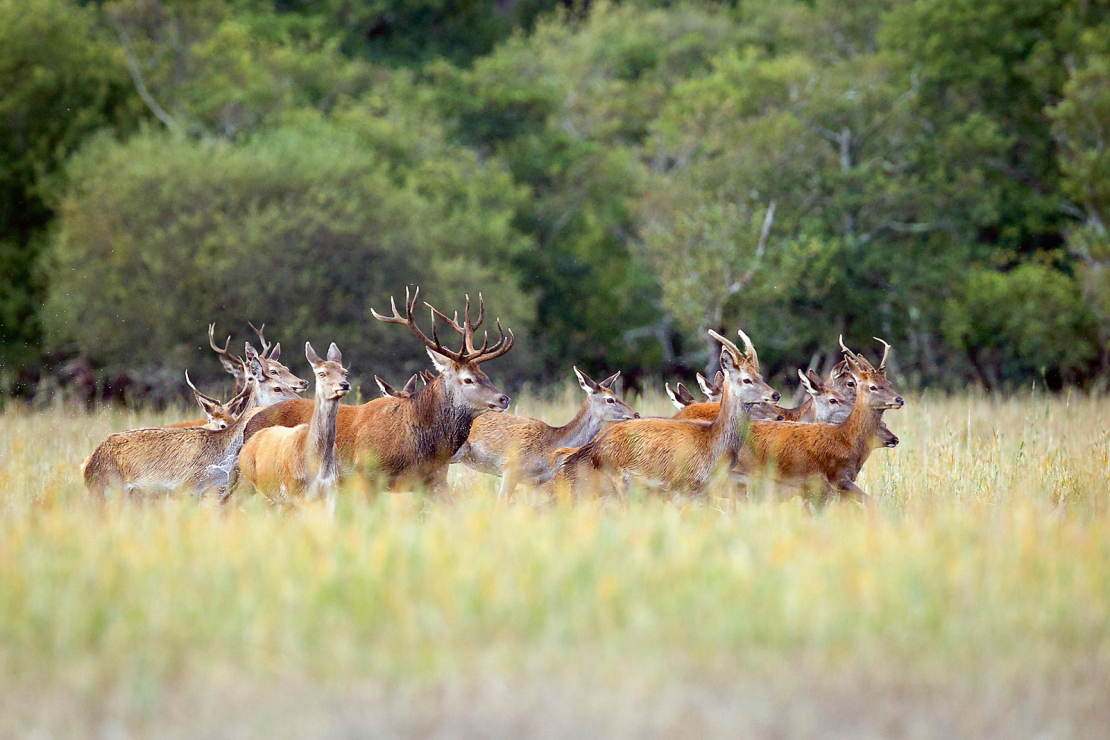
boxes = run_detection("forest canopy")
[3,0,1109,397]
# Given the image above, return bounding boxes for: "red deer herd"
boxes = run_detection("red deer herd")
[82,287,904,506]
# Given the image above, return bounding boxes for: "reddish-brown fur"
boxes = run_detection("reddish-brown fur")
[736,350,904,503]
[244,288,513,491]
[556,330,772,495]
[453,368,638,498]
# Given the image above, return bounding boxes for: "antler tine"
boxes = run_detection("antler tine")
[208,323,233,358]
[838,335,874,371]
[248,321,272,359]
[184,370,218,404]
[373,286,469,363]
[472,319,514,363]
[873,337,892,371]
[736,328,759,372]
[708,329,743,365]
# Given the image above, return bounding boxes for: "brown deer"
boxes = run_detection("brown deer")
[452,367,639,499]
[735,342,904,504]
[244,288,513,490]
[163,371,245,430]
[82,345,297,499]
[238,342,351,502]
[825,342,899,449]
[555,330,774,495]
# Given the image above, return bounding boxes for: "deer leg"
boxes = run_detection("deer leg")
[497,470,518,502]
[836,478,875,507]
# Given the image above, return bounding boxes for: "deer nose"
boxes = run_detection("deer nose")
[633,412,641,419]
[888,436,900,448]
[771,391,781,402]
[497,395,510,408]
[340,382,351,392]
[895,396,904,406]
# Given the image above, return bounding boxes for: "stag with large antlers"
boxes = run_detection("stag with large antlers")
[243,287,514,491]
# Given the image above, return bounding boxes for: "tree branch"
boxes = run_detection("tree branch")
[109,11,182,137]
[729,200,776,295]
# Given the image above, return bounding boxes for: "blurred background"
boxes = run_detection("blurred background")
[1,0,1108,404]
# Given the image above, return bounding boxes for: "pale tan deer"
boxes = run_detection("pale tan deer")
[735,342,904,504]
[555,330,774,495]
[452,367,639,499]
[244,288,513,490]
[82,345,297,499]
[238,342,351,503]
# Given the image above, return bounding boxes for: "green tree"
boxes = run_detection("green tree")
[46,125,537,388]
[0,0,140,376]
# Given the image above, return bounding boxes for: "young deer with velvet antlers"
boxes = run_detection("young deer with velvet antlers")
[83,345,298,499]
[452,367,639,499]
[736,339,904,504]
[555,330,775,495]
[244,288,513,490]
[163,371,244,430]
[239,342,351,501]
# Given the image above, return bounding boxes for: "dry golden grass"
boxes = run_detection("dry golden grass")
[1,389,1108,737]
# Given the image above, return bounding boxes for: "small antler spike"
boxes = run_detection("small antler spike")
[873,337,892,371]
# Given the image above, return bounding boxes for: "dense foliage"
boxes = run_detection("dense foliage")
[3,0,1109,396]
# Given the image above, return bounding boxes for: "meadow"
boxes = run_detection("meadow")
[1,389,1108,738]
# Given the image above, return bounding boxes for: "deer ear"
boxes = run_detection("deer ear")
[327,342,342,364]
[305,341,321,366]
[402,374,419,395]
[696,373,713,397]
[374,375,394,398]
[798,368,817,396]
[269,343,281,362]
[191,389,220,418]
[599,371,620,389]
[806,368,824,389]
[218,355,241,377]
[426,347,453,373]
[720,346,741,374]
[665,383,684,410]
[573,366,599,394]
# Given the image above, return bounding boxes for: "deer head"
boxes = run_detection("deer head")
[244,343,301,407]
[305,342,351,402]
[841,341,903,411]
[372,287,512,415]
[574,367,639,422]
[184,370,237,430]
[709,329,779,404]
[797,368,851,424]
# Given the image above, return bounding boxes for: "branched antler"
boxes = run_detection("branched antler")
[372,286,514,364]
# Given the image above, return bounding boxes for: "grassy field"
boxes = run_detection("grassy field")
[1,389,1108,738]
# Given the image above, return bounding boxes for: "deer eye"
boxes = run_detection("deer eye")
[273,386,283,392]
[870,385,878,391]
[829,399,838,404]
[606,397,615,403]
[463,378,474,384]
[743,378,752,384]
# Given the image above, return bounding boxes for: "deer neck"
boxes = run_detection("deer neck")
[413,376,480,456]
[552,402,600,450]
[708,382,746,460]
[308,389,341,480]
[840,389,882,453]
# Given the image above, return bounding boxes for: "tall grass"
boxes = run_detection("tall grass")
[0,392,1108,731]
